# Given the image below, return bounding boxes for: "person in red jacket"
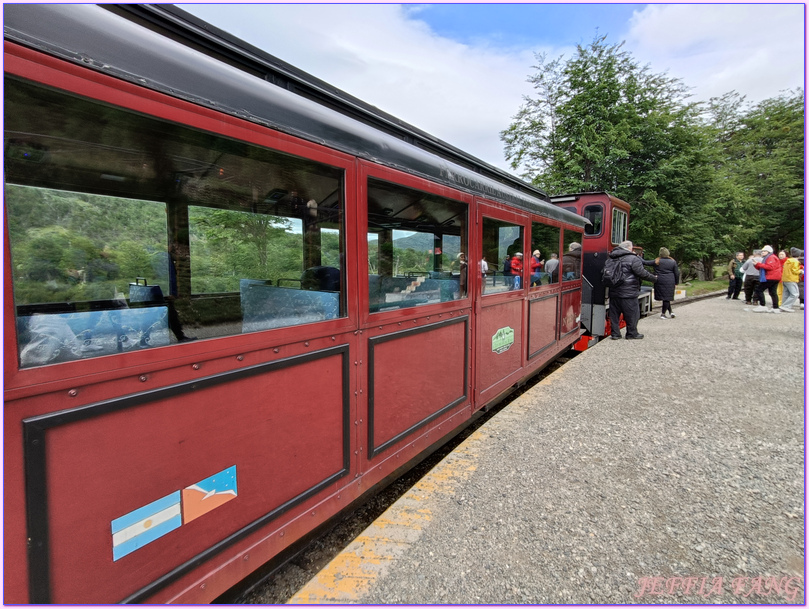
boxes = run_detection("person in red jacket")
[752,245,782,311]
[510,252,524,290]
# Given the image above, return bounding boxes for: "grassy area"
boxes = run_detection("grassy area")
[677,279,727,297]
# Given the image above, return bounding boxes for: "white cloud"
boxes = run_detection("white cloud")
[182,4,553,172]
[182,4,804,174]
[625,4,805,103]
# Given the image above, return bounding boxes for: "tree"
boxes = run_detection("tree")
[729,90,804,251]
[502,35,804,279]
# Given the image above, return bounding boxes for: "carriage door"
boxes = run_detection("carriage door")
[474,202,530,408]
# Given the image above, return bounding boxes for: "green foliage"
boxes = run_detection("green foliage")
[502,34,804,277]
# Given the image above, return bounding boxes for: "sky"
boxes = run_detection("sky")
[180,3,805,174]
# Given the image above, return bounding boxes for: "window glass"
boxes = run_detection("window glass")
[529,223,561,287]
[561,230,583,281]
[612,208,628,245]
[367,179,467,311]
[481,217,524,294]
[5,78,345,368]
[583,205,603,236]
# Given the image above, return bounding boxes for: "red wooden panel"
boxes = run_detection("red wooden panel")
[477,299,523,394]
[528,295,558,358]
[368,319,467,455]
[35,350,348,604]
[561,289,582,337]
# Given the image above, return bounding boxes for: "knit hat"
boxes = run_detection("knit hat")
[659,247,670,257]
[791,247,803,258]
[619,240,633,251]
[762,245,773,254]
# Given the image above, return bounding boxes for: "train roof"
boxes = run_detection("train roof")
[3,3,586,229]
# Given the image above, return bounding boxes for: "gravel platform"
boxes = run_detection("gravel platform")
[293,296,805,604]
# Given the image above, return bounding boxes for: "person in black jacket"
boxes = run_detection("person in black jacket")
[608,240,657,340]
[643,247,680,319]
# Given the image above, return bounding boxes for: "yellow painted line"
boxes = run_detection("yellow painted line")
[287,364,575,604]
[287,427,488,604]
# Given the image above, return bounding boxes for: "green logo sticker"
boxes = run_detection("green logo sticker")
[492,326,515,354]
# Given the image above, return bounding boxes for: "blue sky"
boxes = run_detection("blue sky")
[405,4,640,48]
[180,4,804,173]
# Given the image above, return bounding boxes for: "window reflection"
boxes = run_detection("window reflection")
[367,179,467,311]
[562,230,583,281]
[5,78,345,368]
[530,223,561,287]
[481,218,524,294]
[583,204,603,236]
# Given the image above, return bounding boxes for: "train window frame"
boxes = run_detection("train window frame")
[612,208,628,245]
[561,230,583,282]
[583,204,604,236]
[3,62,358,382]
[480,216,526,296]
[362,165,470,318]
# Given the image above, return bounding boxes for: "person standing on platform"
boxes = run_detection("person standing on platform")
[726,252,744,300]
[741,250,762,305]
[779,249,803,312]
[608,240,657,340]
[643,247,680,319]
[752,245,782,311]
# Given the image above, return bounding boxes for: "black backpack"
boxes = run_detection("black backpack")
[602,256,625,288]
[503,257,512,274]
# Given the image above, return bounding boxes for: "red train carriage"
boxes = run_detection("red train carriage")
[4,5,588,604]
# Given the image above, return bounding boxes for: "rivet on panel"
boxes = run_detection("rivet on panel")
[192,363,201,371]
[274,348,280,353]
[243,554,249,561]
[305,341,310,347]
[237,355,244,361]
[200,583,206,590]
[139,375,148,382]
[332,336,336,341]
[280,531,285,537]
[68,389,78,397]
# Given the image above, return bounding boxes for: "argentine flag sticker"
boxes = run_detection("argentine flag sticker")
[111,491,182,561]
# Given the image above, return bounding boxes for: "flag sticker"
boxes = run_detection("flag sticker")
[111,491,181,561]
[182,465,238,524]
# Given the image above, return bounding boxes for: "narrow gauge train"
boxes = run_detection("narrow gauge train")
[4,5,629,604]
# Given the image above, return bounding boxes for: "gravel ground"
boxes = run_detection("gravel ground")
[356,296,805,604]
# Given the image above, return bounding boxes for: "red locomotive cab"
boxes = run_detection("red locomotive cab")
[549,193,631,341]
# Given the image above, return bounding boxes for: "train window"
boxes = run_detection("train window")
[561,230,583,281]
[583,204,603,236]
[529,223,561,287]
[367,178,468,311]
[612,208,628,245]
[481,217,524,294]
[5,78,345,368]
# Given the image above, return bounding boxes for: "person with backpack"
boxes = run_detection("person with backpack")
[643,247,680,319]
[604,240,657,340]
[502,255,513,289]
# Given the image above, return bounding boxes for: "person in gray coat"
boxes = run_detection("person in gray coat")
[609,240,657,340]
[643,247,680,319]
